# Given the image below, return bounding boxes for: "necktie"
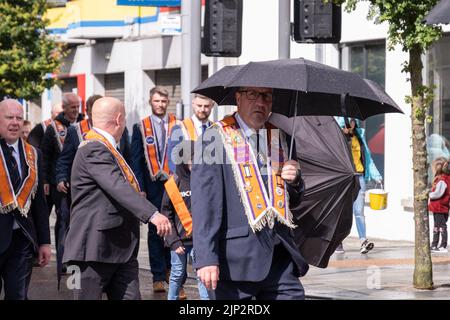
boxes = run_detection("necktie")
[8,146,22,193]
[202,124,207,135]
[251,132,268,191]
[159,120,166,160]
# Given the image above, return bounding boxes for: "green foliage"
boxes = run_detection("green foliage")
[0,0,65,100]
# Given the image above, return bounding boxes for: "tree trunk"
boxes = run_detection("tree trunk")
[410,45,433,289]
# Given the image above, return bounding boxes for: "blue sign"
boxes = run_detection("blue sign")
[117,0,180,6]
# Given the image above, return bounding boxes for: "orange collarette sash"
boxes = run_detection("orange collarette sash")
[51,119,67,152]
[181,118,198,141]
[81,130,141,193]
[140,113,178,181]
[75,119,92,143]
[0,139,38,217]
[42,118,52,131]
[164,176,193,237]
[214,115,295,232]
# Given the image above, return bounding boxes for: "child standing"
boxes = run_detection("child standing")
[161,159,209,300]
[428,158,450,253]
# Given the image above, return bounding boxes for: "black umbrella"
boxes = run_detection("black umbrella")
[192,58,403,120]
[424,0,450,25]
[269,114,358,268]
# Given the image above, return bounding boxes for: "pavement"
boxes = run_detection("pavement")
[19,214,450,300]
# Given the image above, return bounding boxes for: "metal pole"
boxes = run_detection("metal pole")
[181,0,201,120]
[278,0,291,59]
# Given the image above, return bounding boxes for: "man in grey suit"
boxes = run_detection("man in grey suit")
[191,87,309,300]
[63,97,171,300]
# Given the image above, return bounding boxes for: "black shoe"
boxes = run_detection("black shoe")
[360,239,374,254]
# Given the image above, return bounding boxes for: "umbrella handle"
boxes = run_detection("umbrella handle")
[289,91,299,160]
[341,93,350,128]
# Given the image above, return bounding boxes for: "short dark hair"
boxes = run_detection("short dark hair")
[23,120,31,126]
[149,86,169,99]
[86,94,103,114]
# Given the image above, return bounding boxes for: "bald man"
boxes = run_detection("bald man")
[63,97,171,300]
[0,99,51,300]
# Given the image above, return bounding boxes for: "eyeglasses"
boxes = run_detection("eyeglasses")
[238,90,273,102]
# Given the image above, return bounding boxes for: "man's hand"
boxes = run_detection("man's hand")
[175,246,185,254]
[44,184,50,196]
[281,160,301,185]
[56,181,69,193]
[150,212,172,237]
[38,244,51,267]
[197,265,219,290]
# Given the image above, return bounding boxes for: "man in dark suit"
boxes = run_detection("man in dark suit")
[63,97,172,300]
[41,93,84,278]
[0,99,51,300]
[191,87,309,300]
[130,86,178,293]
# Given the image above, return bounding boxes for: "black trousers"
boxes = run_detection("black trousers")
[0,230,34,300]
[432,213,449,248]
[211,244,305,300]
[71,258,141,300]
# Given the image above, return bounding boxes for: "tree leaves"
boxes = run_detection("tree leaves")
[0,0,64,100]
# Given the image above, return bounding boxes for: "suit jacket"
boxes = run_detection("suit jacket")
[27,123,45,150]
[41,112,84,185]
[130,123,165,209]
[0,139,50,255]
[55,126,131,185]
[63,140,158,264]
[191,127,309,282]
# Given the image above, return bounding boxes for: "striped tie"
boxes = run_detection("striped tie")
[8,146,22,193]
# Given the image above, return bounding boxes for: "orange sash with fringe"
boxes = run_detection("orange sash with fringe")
[51,119,67,152]
[0,140,38,217]
[214,115,295,232]
[164,176,192,236]
[82,130,141,193]
[75,119,91,142]
[181,118,198,141]
[140,113,178,181]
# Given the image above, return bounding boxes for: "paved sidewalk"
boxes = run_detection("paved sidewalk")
[302,237,450,299]
[21,215,450,300]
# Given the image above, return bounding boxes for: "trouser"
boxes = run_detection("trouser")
[0,230,34,300]
[432,213,449,248]
[168,245,209,300]
[353,174,367,240]
[55,191,71,287]
[71,259,141,300]
[147,223,171,282]
[211,244,305,300]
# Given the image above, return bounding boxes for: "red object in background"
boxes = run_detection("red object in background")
[76,74,86,113]
[368,125,385,154]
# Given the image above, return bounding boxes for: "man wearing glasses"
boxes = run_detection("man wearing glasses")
[191,87,309,300]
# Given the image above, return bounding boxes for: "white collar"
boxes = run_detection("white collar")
[235,113,265,140]
[6,139,20,154]
[191,115,210,129]
[151,113,168,124]
[93,127,117,149]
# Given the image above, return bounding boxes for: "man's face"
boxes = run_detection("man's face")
[63,96,80,122]
[192,97,214,122]
[150,92,169,117]
[235,87,273,130]
[22,124,31,140]
[0,101,24,144]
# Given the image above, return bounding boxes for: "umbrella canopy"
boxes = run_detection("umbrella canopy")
[269,113,358,268]
[192,58,403,120]
[424,0,450,25]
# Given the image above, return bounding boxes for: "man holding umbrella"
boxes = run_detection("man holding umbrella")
[191,87,309,300]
